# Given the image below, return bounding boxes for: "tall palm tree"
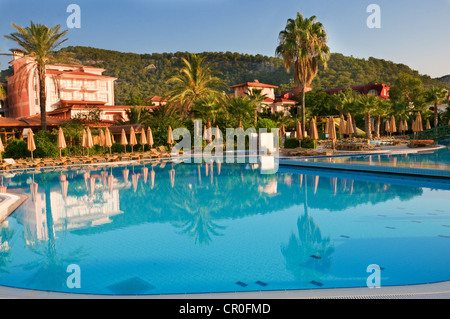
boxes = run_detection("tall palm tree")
[167,53,226,115]
[372,99,392,138]
[357,94,379,140]
[4,22,69,131]
[275,13,330,133]
[424,87,448,127]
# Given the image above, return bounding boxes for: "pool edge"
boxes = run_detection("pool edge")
[1,280,449,299]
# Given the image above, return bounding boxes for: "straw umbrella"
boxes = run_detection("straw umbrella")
[27,128,36,160]
[105,127,113,155]
[120,128,128,153]
[346,113,354,138]
[167,126,174,147]
[390,115,397,135]
[327,117,337,149]
[398,120,404,135]
[339,114,347,138]
[426,119,431,130]
[129,126,137,153]
[139,127,147,151]
[324,117,330,135]
[85,127,94,156]
[309,118,319,149]
[296,121,303,141]
[403,120,408,133]
[416,113,423,133]
[57,127,66,158]
[385,119,391,137]
[147,127,154,149]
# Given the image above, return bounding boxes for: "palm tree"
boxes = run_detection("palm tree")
[424,87,448,127]
[4,22,69,131]
[167,53,226,115]
[226,96,256,128]
[333,88,357,117]
[372,99,392,138]
[191,95,226,125]
[356,94,379,140]
[245,88,267,127]
[119,106,152,125]
[275,13,330,133]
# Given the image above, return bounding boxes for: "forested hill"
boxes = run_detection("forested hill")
[2,45,448,105]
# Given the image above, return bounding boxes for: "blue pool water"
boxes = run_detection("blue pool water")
[0,160,449,295]
[310,147,450,170]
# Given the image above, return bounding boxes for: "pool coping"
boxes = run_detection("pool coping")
[1,280,449,299]
[278,145,450,180]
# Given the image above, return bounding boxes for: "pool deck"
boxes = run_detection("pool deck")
[0,144,449,299]
[1,281,449,299]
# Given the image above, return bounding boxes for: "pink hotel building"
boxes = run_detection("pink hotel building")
[5,49,130,122]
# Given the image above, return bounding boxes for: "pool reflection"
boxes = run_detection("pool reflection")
[0,160,443,294]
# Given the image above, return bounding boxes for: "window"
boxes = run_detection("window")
[368,89,378,96]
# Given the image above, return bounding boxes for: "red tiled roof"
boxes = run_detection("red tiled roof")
[230,81,278,89]
[145,96,169,103]
[274,97,296,104]
[46,70,116,79]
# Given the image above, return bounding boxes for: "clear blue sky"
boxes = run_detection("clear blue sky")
[1,0,449,78]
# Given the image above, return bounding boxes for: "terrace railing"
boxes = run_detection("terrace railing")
[410,125,450,141]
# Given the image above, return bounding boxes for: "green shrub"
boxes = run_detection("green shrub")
[111,142,125,153]
[34,130,59,158]
[301,137,315,149]
[284,137,300,149]
[257,118,277,131]
[4,139,30,159]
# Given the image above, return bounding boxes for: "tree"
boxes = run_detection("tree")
[275,13,330,133]
[424,87,448,127]
[191,95,226,125]
[356,94,379,139]
[245,88,267,127]
[167,53,227,114]
[119,106,152,125]
[372,99,392,138]
[226,96,255,128]
[332,88,357,117]
[4,22,69,131]
[389,73,425,111]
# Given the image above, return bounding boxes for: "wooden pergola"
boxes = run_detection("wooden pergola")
[0,115,67,145]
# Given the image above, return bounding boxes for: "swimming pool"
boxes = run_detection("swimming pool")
[305,147,450,170]
[0,160,449,295]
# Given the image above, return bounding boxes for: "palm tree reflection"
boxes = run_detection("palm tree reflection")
[281,175,334,284]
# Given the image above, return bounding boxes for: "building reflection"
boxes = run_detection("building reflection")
[13,170,123,246]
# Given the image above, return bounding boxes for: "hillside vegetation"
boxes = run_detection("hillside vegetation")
[1,45,448,105]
